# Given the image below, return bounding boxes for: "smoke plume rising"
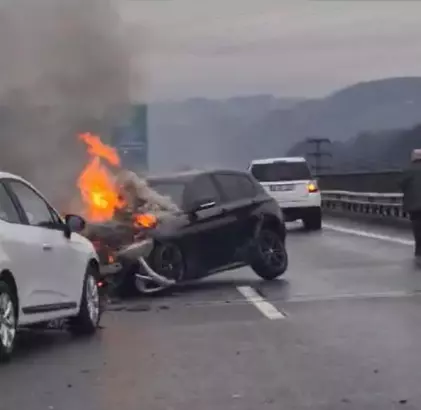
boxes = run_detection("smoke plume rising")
[0,0,131,207]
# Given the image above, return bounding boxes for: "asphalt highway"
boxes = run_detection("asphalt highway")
[1,216,421,410]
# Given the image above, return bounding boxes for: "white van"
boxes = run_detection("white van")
[248,157,322,230]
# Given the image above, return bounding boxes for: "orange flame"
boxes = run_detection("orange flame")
[79,132,120,166]
[77,132,123,222]
[134,213,157,229]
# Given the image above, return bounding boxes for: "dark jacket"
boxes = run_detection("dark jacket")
[400,160,421,212]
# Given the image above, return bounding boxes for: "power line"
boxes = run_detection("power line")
[306,137,332,175]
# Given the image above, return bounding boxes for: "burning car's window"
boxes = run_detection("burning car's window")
[147,181,185,209]
[184,175,221,208]
[250,161,311,182]
[0,183,21,224]
[8,181,56,227]
[214,174,256,202]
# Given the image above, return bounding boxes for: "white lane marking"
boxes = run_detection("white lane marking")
[323,223,413,246]
[236,286,285,319]
[286,290,421,303]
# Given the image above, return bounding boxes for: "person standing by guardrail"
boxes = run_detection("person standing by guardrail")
[400,149,421,260]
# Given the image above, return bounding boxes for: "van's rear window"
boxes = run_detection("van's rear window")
[250,161,311,182]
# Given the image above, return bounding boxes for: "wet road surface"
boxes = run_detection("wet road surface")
[1,217,421,410]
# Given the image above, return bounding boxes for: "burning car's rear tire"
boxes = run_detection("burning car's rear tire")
[250,229,288,280]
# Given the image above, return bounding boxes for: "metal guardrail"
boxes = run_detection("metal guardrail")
[317,169,409,220]
[321,190,408,220]
[317,170,403,193]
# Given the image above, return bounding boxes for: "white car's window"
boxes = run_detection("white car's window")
[250,161,312,182]
[8,181,56,227]
[0,183,21,224]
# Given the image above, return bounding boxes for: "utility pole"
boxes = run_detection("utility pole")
[306,137,332,176]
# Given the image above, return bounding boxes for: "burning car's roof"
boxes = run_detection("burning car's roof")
[146,169,205,183]
[146,168,242,183]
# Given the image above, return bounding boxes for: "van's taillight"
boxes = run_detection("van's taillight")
[307,181,319,193]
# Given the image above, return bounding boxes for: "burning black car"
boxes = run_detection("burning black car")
[85,169,289,296]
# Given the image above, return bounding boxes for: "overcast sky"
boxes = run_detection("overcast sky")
[119,0,421,101]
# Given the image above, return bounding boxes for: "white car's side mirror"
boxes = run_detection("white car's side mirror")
[65,214,86,234]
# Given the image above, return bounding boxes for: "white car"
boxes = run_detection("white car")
[0,172,102,362]
[248,157,322,230]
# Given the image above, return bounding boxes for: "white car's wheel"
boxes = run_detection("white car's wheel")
[68,266,101,336]
[0,281,17,362]
[303,208,322,231]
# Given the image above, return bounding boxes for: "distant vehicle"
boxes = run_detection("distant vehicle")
[0,172,104,362]
[248,157,322,230]
[88,169,289,295]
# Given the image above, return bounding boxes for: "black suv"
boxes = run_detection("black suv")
[113,168,288,293]
[93,169,289,295]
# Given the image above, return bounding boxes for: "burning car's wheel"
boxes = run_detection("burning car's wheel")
[134,242,185,295]
[250,229,288,280]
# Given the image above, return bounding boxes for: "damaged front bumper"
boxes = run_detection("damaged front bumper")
[99,239,176,294]
[100,262,123,276]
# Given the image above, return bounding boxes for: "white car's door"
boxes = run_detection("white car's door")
[0,181,52,312]
[60,232,94,302]
[6,180,77,311]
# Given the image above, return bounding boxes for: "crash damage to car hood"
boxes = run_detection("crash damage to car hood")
[81,169,179,252]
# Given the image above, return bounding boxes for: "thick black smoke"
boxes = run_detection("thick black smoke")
[0,0,131,207]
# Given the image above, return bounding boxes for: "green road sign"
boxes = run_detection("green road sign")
[113,104,148,172]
